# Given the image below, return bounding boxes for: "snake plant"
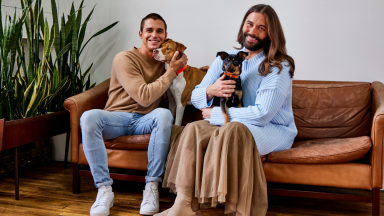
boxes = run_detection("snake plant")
[0,0,118,120]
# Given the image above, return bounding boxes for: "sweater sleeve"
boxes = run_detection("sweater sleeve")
[191,56,223,109]
[209,65,292,126]
[113,53,177,107]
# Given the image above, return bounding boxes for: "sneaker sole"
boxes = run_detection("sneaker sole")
[139,209,159,215]
[90,202,114,216]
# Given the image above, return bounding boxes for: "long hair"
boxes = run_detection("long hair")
[236,4,295,78]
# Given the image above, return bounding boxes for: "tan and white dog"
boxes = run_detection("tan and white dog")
[153,39,207,125]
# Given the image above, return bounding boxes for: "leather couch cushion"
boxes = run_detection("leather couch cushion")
[267,136,372,164]
[79,143,149,170]
[292,81,371,140]
[263,162,372,190]
[104,134,150,150]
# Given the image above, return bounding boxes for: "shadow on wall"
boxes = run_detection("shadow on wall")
[82,30,120,80]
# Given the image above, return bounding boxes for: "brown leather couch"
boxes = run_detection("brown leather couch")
[64,79,384,216]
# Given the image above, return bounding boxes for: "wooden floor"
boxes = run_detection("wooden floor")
[0,162,383,216]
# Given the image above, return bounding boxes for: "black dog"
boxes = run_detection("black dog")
[215,51,248,124]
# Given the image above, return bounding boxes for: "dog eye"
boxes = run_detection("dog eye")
[166,48,170,50]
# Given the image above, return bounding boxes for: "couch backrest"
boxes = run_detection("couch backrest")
[292,80,371,140]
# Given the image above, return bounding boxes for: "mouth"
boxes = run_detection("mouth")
[153,53,167,62]
[148,38,161,46]
[244,33,259,44]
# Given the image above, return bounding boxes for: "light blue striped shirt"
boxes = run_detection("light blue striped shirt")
[191,48,297,155]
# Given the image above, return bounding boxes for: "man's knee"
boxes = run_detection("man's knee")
[153,108,173,125]
[80,109,103,132]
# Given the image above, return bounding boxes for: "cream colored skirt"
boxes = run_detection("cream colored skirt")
[162,120,268,216]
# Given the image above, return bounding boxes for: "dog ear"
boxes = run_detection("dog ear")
[237,51,248,61]
[216,52,228,60]
[175,42,187,60]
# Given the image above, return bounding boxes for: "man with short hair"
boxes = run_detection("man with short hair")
[80,13,188,216]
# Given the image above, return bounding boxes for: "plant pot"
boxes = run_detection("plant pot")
[0,110,70,200]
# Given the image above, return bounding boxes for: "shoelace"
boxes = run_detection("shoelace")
[142,187,156,206]
[95,190,110,207]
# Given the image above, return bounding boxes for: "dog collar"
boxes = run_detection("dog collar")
[224,72,239,79]
[177,65,187,75]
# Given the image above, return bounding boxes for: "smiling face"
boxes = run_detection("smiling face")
[242,12,269,52]
[139,18,167,52]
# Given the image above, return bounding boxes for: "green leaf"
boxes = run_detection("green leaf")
[77,6,95,58]
[54,42,71,65]
[81,63,93,79]
[51,0,60,56]
[76,0,84,39]
[39,8,44,37]
[71,3,78,95]
[0,0,4,47]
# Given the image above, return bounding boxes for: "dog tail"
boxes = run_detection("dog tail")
[220,99,227,114]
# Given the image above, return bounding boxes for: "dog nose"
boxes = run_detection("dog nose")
[153,49,158,54]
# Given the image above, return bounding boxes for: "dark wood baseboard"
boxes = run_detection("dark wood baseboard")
[268,188,373,203]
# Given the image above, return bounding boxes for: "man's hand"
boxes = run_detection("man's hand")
[169,51,188,73]
[206,75,236,101]
[202,107,213,119]
[199,65,210,71]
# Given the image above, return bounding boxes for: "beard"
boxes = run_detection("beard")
[242,32,269,51]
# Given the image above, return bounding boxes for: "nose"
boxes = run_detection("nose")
[153,49,158,54]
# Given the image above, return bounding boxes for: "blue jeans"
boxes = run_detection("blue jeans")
[80,108,173,188]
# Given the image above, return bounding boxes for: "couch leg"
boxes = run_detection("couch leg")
[372,187,380,216]
[73,163,80,194]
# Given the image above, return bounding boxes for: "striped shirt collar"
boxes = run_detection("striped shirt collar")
[240,47,266,63]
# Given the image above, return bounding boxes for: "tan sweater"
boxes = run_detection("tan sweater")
[104,47,176,114]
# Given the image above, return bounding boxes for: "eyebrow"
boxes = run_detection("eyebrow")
[246,20,266,28]
[146,27,164,31]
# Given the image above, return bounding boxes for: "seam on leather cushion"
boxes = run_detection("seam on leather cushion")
[267,136,372,164]
[293,83,371,140]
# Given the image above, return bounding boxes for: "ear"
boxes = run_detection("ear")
[175,42,187,60]
[216,51,228,60]
[237,51,248,61]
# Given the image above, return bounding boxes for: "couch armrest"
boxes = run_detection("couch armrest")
[370,81,384,188]
[63,79,110,163]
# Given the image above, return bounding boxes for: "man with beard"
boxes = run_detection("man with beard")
[156,4,297,216]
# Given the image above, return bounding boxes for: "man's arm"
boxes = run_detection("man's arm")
[114,51,187,107]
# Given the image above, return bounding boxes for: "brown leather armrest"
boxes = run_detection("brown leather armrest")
[370,81,384,188]
[63,79,110,163]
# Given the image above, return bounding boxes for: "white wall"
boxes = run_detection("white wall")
[55,0,384,84]
[4,0,384,186]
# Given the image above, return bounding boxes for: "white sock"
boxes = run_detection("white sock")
[145,181,159,190]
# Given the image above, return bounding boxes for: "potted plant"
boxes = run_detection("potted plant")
[0,0,118,200]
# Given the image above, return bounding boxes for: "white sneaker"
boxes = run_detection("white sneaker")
[90,185,114,216]
[140,182,159,215]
